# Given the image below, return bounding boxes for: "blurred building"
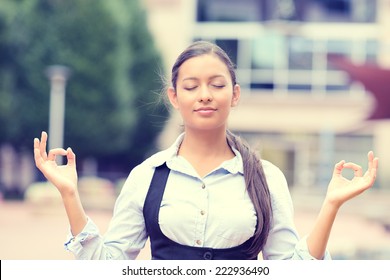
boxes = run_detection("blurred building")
[143,0,390,191]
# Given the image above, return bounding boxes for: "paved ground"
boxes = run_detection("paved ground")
[1,189,389,260]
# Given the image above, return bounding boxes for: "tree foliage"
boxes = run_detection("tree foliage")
[0,0,169,175]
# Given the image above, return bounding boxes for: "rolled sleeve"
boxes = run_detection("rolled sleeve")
[62,163,153,260]
[293,235,332,260]
[64,217,103,259]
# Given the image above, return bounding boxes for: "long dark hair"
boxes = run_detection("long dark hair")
[170,40,272,258]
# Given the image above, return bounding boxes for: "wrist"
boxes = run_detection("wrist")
[322,196,342,213]
[60,188,79,200]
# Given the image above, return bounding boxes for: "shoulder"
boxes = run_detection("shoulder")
[114,137,181,210]
[126,149,171,185]
[117,149,168,196]
[129,133,183,178]
[261,159,287,183]
[260,159,292,205]
[114,152,167,211]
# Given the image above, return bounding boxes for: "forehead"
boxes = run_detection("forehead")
[178,54,230,79]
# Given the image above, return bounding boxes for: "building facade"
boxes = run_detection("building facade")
[143,0,390,190]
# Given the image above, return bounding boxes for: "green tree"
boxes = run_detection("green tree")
[0,0,168,177]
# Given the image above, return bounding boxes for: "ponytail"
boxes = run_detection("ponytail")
[226,130,272,258]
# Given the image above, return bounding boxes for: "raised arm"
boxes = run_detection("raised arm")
[306,151,379,259]
[34,131,87,236]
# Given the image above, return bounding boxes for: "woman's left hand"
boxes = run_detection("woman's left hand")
[325,151,379,208]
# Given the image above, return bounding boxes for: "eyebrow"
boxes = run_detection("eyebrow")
[182,75,226,82]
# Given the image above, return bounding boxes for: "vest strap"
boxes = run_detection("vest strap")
[143,163,257,260]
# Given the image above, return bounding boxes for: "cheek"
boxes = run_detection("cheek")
[175,96,194,115]
[218,93,235,108]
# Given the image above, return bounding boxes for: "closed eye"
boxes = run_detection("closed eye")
[184,86,197,91]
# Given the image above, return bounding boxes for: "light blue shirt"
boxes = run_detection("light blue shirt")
[65,134,331,260]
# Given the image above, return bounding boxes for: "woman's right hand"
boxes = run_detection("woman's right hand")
[34,131,78,196]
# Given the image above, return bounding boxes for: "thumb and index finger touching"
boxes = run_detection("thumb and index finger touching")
[332,151,378,181]
[33,131,76,167]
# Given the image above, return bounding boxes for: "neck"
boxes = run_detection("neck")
[178,128,232,159]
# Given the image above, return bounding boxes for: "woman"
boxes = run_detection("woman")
[34,41,378,260]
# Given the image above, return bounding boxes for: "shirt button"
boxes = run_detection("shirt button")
[196,240,202,245]
[200,210,205,215]
[203,251,213,260]
[201,183,206,189]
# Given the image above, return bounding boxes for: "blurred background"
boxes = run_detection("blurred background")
[0,0,389,260]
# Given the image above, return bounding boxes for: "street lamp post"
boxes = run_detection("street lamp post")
[45,65,71,165]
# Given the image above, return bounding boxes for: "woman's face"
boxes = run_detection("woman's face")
[168,54,240,132]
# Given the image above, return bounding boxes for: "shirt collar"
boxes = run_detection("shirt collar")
[149,133,244,175]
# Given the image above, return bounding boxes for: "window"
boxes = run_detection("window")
[197,0,263,22]
[288,37,313,70]
[302,0,377,23]
[366,40,379,63]
[197,0,377,23]
[326,40,352,70]
[215,39,238,66]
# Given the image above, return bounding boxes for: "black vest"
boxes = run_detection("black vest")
[143,163,257,260]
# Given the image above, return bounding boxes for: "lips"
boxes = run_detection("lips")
[194,107,216,112]
[194,107,217,117]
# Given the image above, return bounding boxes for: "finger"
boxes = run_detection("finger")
[343,162,363,177]
[373,157,379,170]
[367,151,374,170]
[66,147,76,167]
[33,137,39,150]
[33,138,41,159]
[47,148,67,161]
[33,142,45,168]
[34,136,46,167]
[40,131,48,160]
[333,160,345,176]
[364,151,378,177]
[368,157,379,179]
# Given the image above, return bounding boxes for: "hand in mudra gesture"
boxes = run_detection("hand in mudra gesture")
[34,131,78,196]
[326,151,379,208]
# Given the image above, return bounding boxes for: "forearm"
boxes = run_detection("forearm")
[306,200,339,259]
[61,190,88,236]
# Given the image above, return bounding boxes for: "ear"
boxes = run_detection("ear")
[167,86,179,109]
[231,84,241,107]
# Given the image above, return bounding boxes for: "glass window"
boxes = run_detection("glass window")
[272,0,300,20]
[325,84,350,92]
[287,84,312,91]
[197,0,377,23]
[250,82,275,90]
[366,40,379,63]
[326,40,352,70]
[288,37,313,70]
[215,39,238,66]
[301,0,377,23]
[197,0,263,22]
[197,0,377,22]
[252,32,285,69]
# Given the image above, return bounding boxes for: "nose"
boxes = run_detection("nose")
[198,85,212,102]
